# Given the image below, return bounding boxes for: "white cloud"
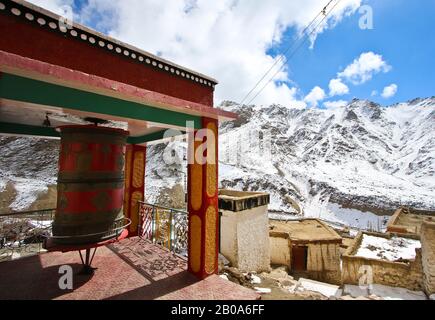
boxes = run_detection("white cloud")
[381,84,398,99]
[27,0,74,14]
[323,100,348,109]
[329,78,349,96]
[338,51,392,85]
[29,0,362,107]
[304,86,326,107]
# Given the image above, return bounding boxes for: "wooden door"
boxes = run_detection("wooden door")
[292,245,308,271]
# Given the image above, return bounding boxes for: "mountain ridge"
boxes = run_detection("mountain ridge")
[217,97,435,217]
[0,97,434,230]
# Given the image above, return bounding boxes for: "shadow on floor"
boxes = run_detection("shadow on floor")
[0,255,93,300]
[105,242,199,300]
[105,270,198,300]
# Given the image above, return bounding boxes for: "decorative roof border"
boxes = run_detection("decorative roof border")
[0,50,237,121]
[0,0,218,88]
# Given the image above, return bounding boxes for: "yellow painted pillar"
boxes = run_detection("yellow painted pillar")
[187,117,219,279]
[124,144,146,236]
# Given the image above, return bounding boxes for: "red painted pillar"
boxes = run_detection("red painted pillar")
[187,117,219,279]
[124,144,146,236]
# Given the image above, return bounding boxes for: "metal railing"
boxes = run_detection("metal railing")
[138,202,188,256]
[0,208,133,261]
[0,208,55,262]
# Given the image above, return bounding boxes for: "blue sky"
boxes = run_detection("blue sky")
[35,0,435,107]
[275,0,435,105]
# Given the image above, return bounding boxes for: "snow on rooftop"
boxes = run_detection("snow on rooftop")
[354,234,421,262]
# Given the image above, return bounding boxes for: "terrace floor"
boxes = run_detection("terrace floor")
[0,237,259,300]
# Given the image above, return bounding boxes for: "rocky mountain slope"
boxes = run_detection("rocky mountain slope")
[217,98,434,219]
[1,97,434,230]
[0,136,58,212]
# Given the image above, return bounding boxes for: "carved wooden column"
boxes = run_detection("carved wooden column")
[124,144,146,236]
[187,117,219,279]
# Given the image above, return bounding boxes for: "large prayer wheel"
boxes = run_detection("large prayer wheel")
[52,125,128,245]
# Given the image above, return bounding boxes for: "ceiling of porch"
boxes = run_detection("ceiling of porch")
[0,98,185,145]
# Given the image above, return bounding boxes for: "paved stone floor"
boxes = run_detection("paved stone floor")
[0,237,259,300]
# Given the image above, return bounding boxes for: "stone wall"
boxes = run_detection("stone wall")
[306,242,341,284]
[220,210,238,266]
[269,233,290,267]
[342,232,423,291]
[269,232,341,284]
[421,221,435,294]
[220,205,271,272]
[386,208,411,234]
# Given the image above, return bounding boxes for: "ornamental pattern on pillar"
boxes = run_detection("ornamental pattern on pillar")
[187,117,219,279]
[124,145,146,236]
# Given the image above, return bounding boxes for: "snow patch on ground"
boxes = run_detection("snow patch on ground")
[8,179,49,211]
[291,278,342,298]
[304,199,389,231]
[355,234,421,261]
[343,284,427,300]
[250,275,262,284]
[29,220,53,228]
[370,284,427,300]
[219,274,229,281]
[254,287,271,294]
[269,201,389,233]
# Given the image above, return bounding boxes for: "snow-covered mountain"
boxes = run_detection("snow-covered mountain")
[1,97,434,230]
[217,98,434,218]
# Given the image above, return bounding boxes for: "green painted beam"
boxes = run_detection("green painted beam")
[128,129,186,145]
[0,73,201,129]
[0,122,60,138]
[0,122,185,145]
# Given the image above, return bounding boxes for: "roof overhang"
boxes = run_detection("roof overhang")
[3,0,218,86]
[0,50,237,122]
[0,51,237,145]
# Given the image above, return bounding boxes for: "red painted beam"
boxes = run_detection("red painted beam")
[0,50,237,121]
[0,11,213,106]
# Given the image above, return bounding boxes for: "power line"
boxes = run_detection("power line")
[245,0,342,105]
[238,0,334,106]
[241,0,342,106]
[238,0,335,106]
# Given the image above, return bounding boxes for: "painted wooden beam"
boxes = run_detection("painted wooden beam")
[0,122,184,145]
[0,122,60,138]
[0,50,237,121]
[0,73,201,129]
[127,129,186,145]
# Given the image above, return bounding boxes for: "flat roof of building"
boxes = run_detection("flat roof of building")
[347,231,421,262]
[387,208,435,235]
[269,219,342,243]
[218,189,270,212]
